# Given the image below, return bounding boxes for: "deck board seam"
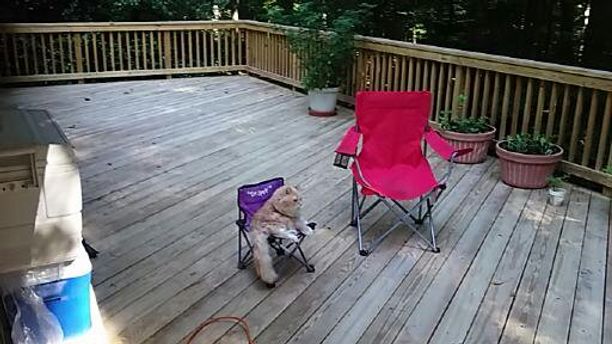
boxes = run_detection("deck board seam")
[461,190,534,343]
[495,196,551,344]
[386,161,498,344]
[566,191,593,343]
[425,179,511,343]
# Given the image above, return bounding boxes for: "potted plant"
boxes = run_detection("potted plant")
[547,175,568,206]
[437,95,496,163]
[438,115,496,164]
[273,3,361,116]
[496,133,563,189]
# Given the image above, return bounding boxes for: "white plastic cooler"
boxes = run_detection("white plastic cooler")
[0,109,83,274]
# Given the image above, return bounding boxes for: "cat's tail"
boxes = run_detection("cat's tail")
[252,231,278,286]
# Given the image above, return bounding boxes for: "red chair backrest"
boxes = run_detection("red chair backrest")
[355,91,431,169]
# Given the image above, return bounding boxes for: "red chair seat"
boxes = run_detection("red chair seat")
[352,160,438,200]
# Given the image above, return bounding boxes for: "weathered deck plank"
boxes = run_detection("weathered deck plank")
[568,193,609,344]
[498,189,570,344]
[357,162,503,344]
[533,189,590,344]
[429,187,532,344]
[329,165,505,344]
[458,189,549,343]
[1,76,610,344]
[604,202,612,344]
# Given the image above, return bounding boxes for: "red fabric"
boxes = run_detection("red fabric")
[349,91,438,200]
[424,129,455,160]
[335,125,361,156]
[424,129,472,160]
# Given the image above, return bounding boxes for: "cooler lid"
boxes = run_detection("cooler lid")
[0,109,70,148]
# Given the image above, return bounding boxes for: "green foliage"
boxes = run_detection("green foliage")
[439,114,491,134]
[2,0,609,71]
[268,2,363,90]
[548,174,568,189]
[438,94,491,133]
[500,133,560,155]
[1,0,234,22]
[603,166,612,175]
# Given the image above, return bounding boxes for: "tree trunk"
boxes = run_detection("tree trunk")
[582,0,612,70]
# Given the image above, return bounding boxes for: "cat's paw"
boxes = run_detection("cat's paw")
[299,226,314,236]
[261,269,279,284]
[286,230,300,243]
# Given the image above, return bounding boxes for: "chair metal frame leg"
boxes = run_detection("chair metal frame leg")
[237,224,253,269]
[350,176,445,256]
[237,221,315,273]
[269,237,315,273]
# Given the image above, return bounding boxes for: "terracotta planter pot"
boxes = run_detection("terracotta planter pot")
[496,142,563,189]
[439,126,496,164]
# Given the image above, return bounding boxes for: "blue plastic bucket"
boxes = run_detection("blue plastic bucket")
[33,272,92,339]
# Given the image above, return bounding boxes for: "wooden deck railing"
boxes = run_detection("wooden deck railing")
[1,20,611,191]
[0,21,244,82]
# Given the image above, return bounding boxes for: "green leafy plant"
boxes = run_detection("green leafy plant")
[604,166,612,174]
[548,174,568,189]
[500,133,560,155]
[438,94,491,133]
[269,2,363,90]
[439,113,491,133]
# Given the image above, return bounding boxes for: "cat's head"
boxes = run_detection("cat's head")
[271,185,303,217]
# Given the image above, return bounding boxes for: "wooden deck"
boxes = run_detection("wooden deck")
[1,76,611,344]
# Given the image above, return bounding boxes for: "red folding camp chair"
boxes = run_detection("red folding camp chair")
[333,91,471,256]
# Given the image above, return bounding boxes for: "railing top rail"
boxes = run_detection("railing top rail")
[241,20,612,90]
[1,19,611,88]
[0,20,239,33]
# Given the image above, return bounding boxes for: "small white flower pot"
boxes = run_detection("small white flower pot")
[548,187,567,206]
[308,87,339,116]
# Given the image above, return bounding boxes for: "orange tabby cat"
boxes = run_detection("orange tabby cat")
[251,185,313,286]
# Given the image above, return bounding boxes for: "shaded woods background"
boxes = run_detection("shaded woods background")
[2,0,611,71]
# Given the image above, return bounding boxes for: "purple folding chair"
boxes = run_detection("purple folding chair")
[236,177,315,273]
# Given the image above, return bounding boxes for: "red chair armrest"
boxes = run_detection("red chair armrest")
[335,125,361,156]
[424,129,473,161]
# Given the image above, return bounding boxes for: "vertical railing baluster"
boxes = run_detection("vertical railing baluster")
[510,77,522,135]
[471,69,482,118]
[126,31,132,70]
[49,34,57,74]
[142,31,147,69]
[533,81,546,133]
[499,75,512,138]
[545,83,559,137]
[568,87,585,162]
[594,92,611,170]
[118,32,124,71]
[109,32,115,71]
[521,79,534,132]
[92,33,99,72]
[451,66,464,118]
[557,85,571,146]
[187,31,193,68]
[481,71,491,118]
[83,33,90,73]
[100,33,107,72]
[581,90,599,166]
[435,63,445,118]
[462,67,471,116]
